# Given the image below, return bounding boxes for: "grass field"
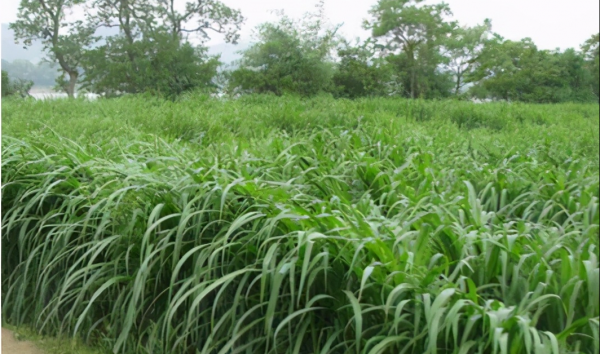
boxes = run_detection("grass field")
[2,95,599,354]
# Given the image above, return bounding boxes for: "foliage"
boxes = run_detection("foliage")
[1,70,34,98]
[91,0,244,44]
[442,20,492,95]
[83,0,242,99]
[366,0,455,98]
[2,95,599,354]
[81,33,220,99]
[9,0,243,98]
[581,33,599,98]
[331,39,394,98]
[229,1,339,97]
[469,36,598,103]
[10,0,98,97]
[1,70,11,97]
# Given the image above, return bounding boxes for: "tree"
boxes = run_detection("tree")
[82,32,220,98]
[331,39,394,98]
[443,19,491,96]
[366,0,454,98]
[229,1,340,97]
[81,0,243,97]
[10,0,98,98]
[469,36,596,103]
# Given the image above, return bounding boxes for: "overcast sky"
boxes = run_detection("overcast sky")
[1,0,598,50]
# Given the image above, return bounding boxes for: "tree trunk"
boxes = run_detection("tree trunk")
[455,73,462,96]
[411,69,416,99]
[407,49,416,99]
[67,71,78,98]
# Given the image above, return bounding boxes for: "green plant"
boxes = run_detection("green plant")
[2,95,599,354]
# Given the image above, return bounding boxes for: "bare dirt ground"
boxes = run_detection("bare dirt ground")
[1,328,43,354]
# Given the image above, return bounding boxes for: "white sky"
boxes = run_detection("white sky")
[1,0,599,50]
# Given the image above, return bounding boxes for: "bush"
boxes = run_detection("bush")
[2,70,33,98]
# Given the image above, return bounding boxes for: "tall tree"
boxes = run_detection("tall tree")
[10,0,98,97]
[229,1,340,97]
[443,19,492,96]
[91,0,243,44]
[365,0,454,98]
[82,0,243,97]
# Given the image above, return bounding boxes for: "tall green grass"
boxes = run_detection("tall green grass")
[2,95,599,353]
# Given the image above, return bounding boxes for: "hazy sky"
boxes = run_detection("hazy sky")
[1,0,598,50]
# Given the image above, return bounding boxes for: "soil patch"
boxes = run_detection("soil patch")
[2,327,44,354]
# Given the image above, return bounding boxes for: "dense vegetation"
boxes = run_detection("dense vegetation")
[3,0,600,353]
[1,69,33,98]
[2,95,599,353]
[7,0,599,102]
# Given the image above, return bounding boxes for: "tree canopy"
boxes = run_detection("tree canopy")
[228,1,339,97]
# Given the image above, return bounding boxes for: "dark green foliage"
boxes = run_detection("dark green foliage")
[448,104,507,131]
[228,36,335,96]
[1,70,33,98]
[581,33,599,98]
[229,3,338,97]
[367,0,455,99]
[1,70,11,97]
[228,23,334,96]
[82,34,220,99]
[469,37,598,103]
[331,41,393,98]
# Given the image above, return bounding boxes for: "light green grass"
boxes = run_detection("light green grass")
[2,94,599,354]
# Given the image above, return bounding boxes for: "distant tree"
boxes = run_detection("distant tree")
[443,20,492,96]
[81,0,242,97]
[229,1,340,96]
[366,0,454,99]
[469,36,596,103]
[10,0,98,97]
[82,32,220,98]
[331,39,394,98]
[555,48,598,102]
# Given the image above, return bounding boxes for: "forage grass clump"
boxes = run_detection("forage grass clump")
[2,95,599,354]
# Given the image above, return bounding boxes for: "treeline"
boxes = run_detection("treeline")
[8,0,599,103]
